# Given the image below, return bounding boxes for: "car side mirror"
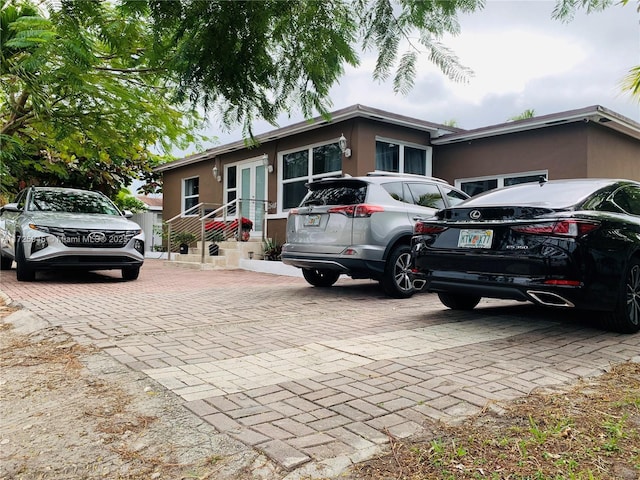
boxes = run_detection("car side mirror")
[0,203,20,214]
[123,210,133,218]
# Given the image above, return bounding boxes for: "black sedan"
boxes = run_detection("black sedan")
[410,178,640,333]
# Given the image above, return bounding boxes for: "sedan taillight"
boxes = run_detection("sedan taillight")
[414,222,448,235]
[327,204,384,218]
[511,220,600,238]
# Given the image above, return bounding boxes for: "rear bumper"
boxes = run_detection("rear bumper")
[411,270,615,311]
[281,252,385,279]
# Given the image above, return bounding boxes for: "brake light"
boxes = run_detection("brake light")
[327,204,384,217]
[511,220,599,238]
[543,279,581,286]
[414,222,448,235]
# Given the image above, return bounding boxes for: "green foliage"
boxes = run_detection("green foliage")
[509,109,536,121]
[114,189,147,214]
[172,230,197,246]
[141,0,484,137]
[0,0,205,197]
[262,238,282,261]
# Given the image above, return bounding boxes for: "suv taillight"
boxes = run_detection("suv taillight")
[511,220,600,238]
[327,204,384,218]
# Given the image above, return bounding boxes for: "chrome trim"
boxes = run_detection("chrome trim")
[412,279,427,290]
[527,290,575,308]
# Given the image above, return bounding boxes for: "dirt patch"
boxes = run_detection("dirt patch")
[0,301,280,480]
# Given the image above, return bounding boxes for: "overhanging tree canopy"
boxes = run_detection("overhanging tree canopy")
[0,0,202,197]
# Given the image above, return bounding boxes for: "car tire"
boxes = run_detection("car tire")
[0,254,12,270]
[16,240,35,282]
[605,258,640,334]
[122,266,141,281]
[302,268,340,288]
[382,244,414,299]
[438,292,481,310]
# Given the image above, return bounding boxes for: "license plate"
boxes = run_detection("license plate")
[304,214,321,226]
[458,229,493,248]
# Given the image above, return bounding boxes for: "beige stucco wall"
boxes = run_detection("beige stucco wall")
[433,123,591,184]
[586,126,640,180]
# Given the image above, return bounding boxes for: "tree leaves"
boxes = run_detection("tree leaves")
[1,0,203,197]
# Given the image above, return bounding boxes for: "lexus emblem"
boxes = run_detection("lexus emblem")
[469,210,482,220]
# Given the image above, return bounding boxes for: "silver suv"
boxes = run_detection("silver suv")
[281,173,469,297]
[0,186,145,282]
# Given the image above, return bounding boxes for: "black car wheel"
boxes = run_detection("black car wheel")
[122,266,141,281]
[16,240,35,282]
[382,245,415,299]
[0,254,12,270]
[438,292,481,310]
[607,259,640,334]
[302,268,340,288]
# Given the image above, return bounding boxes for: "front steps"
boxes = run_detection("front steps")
[166,240,264,270]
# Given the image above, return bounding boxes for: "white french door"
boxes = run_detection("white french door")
[225,158,267,238]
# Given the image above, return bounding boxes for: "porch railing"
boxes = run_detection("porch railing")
[165,198,270,262]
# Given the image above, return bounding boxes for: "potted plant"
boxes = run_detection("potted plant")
[262,238,282,261]
[173,231,197,254]
[206,230,224,256]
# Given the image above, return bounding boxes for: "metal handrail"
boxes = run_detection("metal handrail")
[166,198,270,263]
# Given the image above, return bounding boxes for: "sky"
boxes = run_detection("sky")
[200,0,639,150]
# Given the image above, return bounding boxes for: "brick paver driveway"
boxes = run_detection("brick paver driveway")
[1,260,639,474]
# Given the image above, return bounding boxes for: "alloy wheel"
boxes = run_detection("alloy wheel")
[394,252,413,293]
[626,264,640,326]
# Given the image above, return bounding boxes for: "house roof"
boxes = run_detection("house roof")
[136,195,163,210]
[156,104,462,172]
[431,105,640,145]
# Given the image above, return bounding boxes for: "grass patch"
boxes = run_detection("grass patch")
[349,362,640,480]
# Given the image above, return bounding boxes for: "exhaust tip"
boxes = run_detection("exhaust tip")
[527,290,575,308]
[412,279,427,291]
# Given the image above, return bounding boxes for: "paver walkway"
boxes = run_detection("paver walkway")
[1,260,638,475]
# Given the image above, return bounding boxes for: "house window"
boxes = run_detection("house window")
[281,142,342,210]
[225,165,237,215]
[182,176,199,213]
[456,171,548,196]
[375,140,428,175]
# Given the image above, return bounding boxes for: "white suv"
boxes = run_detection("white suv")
[281,173,468,297]
[0,186,145,282]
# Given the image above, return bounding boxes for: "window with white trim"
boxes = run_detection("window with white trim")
[455,171,548,197]
[280,142,342,210]
[182,176,199,213]
[375,139,429,175]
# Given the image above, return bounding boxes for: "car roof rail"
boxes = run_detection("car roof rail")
[365,171,450,184]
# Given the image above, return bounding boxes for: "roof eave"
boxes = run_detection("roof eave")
[156,105,459,172]
[432,105,640,145]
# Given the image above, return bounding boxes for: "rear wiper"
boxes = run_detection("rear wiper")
[303,199,325,206]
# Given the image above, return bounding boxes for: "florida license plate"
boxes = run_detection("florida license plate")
[304,214,321,226]
[458,229,493,248]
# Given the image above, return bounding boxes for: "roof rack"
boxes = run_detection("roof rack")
[365,171,450,184]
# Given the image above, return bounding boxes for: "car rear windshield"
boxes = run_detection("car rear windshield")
[463,180,613,209]
[301,180,367,206]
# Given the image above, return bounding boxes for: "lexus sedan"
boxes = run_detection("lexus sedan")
[411,178,640,333]
[0,186,144,281]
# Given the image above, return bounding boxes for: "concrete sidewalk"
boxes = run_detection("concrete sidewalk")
[1,259,638,478]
